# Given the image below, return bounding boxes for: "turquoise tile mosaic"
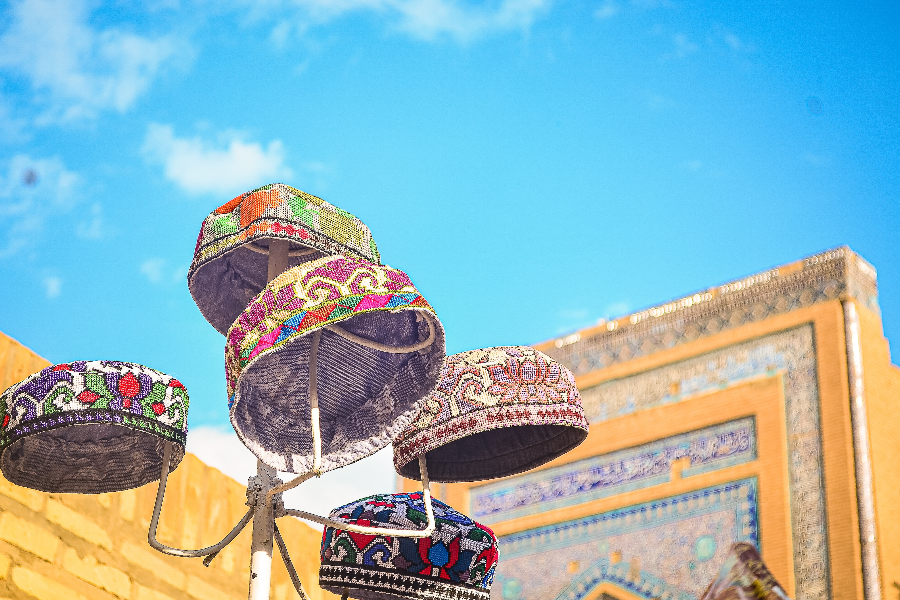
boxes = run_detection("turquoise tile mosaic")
[578,325,827,600]
[493,479,759,600]
[471,417,756,525]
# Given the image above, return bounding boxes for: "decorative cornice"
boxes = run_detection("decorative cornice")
[539,246,878,376]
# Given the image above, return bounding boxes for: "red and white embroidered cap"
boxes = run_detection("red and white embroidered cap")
[188,183,380,335]
[393,346,588,482]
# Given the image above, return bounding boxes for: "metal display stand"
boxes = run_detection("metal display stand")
[146,241,436,600]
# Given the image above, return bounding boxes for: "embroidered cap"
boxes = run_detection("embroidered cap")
[319,492,498,600]
[226,254,445,474]
[189,183,381,335]
[393,346,588,482]
[0,361,189,493]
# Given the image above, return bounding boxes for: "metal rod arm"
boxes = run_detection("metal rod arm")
[281,455,435,538]
[274,524,311,600]
[149,441,256,558]
[326,311,436,354]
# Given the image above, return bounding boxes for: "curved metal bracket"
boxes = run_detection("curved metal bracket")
[280,455,435,538]
[148,441,255,558]
[274,524,311,600]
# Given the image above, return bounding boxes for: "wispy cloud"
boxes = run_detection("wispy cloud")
[142,124,292,196]
[709,25,754,54]
[43,275,61,298]
[186,425,396,525]
[0,0,190,124]
[594,0,620,19]
[140,257,185,285]
[0,154,82,257]
[76,203,106,240]
[664,32,697,61]
[803,152,829,166]
[240,0,549,43]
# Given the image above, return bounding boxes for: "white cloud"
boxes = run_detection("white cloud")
[665,32,697,60]
[594,0,620,19]
[141,258,166,283]
[77,203,105,239]
[242,0,548,43]
[140,257,185,284]
[391,0,548,42]
[43,275,61,298]
[142,124,292,196]
[803,152,829,166]
[0,154,82,257]
[0,0,189,123]
[186,425,397,527]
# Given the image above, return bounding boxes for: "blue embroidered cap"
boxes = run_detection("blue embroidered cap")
[319,492,498,600]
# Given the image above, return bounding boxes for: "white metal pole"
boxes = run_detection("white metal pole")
[248,239,291,600]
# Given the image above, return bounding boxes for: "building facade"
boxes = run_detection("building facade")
[402,247,900,600]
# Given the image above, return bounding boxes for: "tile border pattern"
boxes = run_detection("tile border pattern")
[471,417,756,524]
[574,325,828,600]
[498,478,759,600]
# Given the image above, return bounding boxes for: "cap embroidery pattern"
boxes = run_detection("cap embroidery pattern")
[191,183,380,272]
[0,361,189,493]
[188,183,382,335]
[225,255,434,400]
[393,346,588,482]
[320,492,497,600]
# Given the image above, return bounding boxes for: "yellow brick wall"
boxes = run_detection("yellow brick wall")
[0,331,337,600]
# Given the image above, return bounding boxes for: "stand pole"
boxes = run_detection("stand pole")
[248,239,291,600]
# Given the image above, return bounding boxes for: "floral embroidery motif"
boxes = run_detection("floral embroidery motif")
[0,360,189,451]
[392,347,588,480]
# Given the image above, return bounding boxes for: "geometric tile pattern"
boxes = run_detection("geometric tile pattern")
[471,418,756,525]
[578,326,828,600]
[493,479,759,600]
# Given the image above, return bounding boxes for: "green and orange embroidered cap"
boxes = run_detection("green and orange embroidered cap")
[225,254,446,474]
[188,183,381,335]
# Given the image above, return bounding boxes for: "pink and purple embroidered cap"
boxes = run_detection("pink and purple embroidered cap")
[393,346,589,482]
[188,183,381,335]
[319,492,498,600]
[0,361,189,494]
[226,254,445,474]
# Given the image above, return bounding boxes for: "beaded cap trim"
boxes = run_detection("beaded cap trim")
[0,361,188,493]
[188,183,380,334]
[226,254,445,473]
[393,346,589,482]
[319,492,496,600]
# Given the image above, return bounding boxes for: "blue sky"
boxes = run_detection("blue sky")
[0,0,898,511]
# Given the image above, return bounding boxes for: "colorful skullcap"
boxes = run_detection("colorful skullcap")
[320,492,498,600]
[189,183,381,334]
[0,361,189,493]
[393,346,588,482]
[226,254,445,473]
